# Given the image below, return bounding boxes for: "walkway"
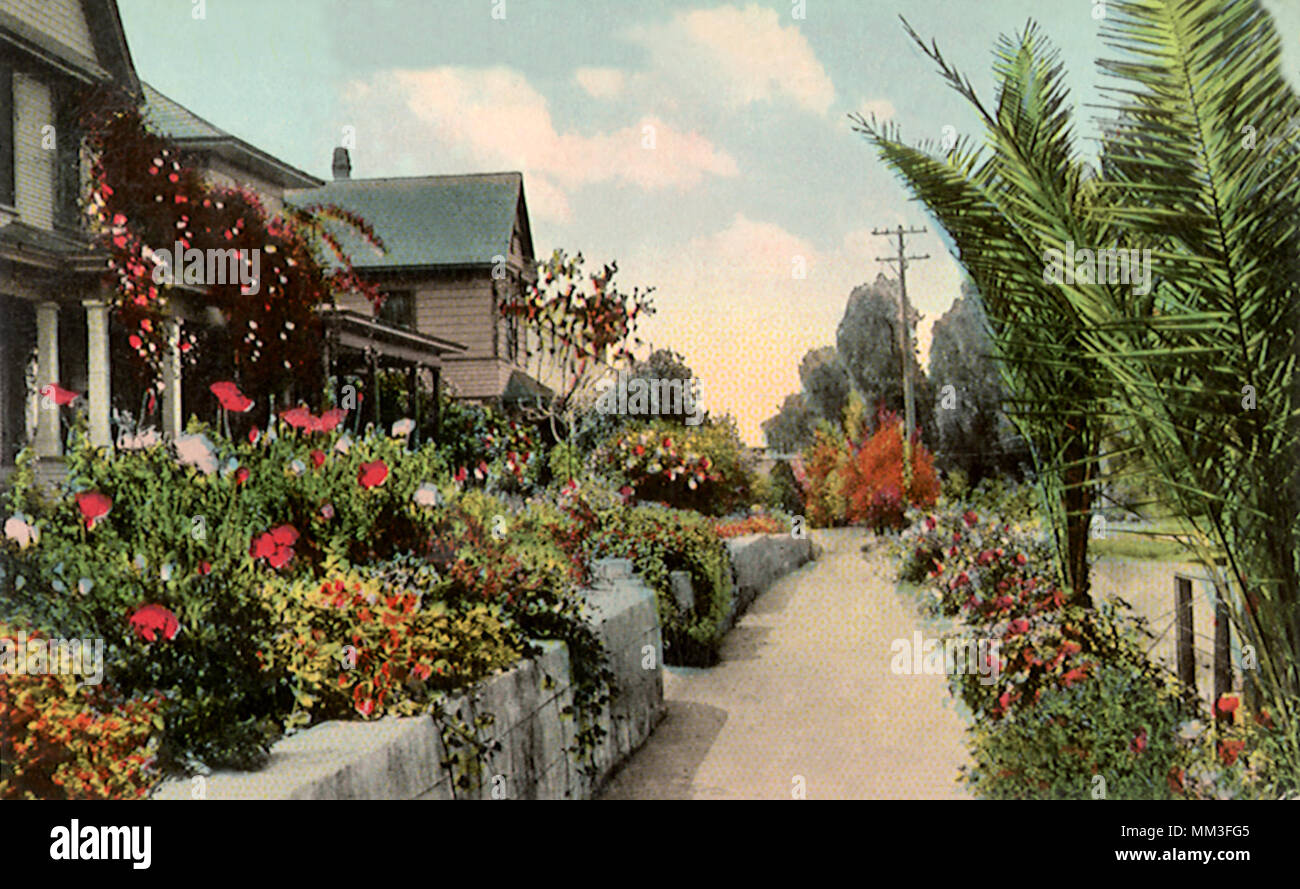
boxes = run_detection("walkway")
[598,528,971,799]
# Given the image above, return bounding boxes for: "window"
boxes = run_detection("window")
[0,65,14,208]
[378,290,414,330]
[53,84,82,232]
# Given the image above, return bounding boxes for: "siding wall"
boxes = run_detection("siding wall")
[0,0,96,59]
[12,73,53,231]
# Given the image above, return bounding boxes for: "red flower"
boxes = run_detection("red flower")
[210,381,253,413]
[1007,618,1029,636]
[197,561,212,576]
[129,604,181,642]
[963,510,978,527]
[924,515,937,530]
[355,698,374,717]
[1061,665,1090,687]
[250,533,276,560]
[953,571,970,588]
[454,466,468,483]
[310,449,326,468]
[1015,552,1028,566]
[270,524,300,547]
[75,491,113,529]
[315,408,347,432]
[1167,766,1184,794]
[1130,729,1148,753]
[281,406,312,429]
[358,460,388,488]
[1218,739,1246,766]
[1216,694,1240,718]
[128,334,142,350]
[248,426,260,445]
[42,383,80,406]
[235,466,250,485]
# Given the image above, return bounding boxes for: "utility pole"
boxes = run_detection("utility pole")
[872,224,929,481]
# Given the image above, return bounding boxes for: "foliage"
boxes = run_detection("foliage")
[713,512,791,539]
[260,562,520,726]
[582,504,735,666]
[856,1,1300,777]
[591,417,754,516]
[928,281,1029,483]
[79,85,382,417]
[1,622,163,800]
[797,399,939,529]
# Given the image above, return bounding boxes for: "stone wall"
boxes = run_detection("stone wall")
[154,564,664,800]
[721,533,814,633]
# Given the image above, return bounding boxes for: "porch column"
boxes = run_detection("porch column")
[161,319,183,439]
[34,301,62,458]
[82,298,112,448]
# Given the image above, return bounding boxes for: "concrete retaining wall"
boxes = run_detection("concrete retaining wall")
[721,533,814,633]
[154,564,663,800]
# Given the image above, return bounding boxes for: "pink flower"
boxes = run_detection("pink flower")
[42,383,80,406]
[129,604,181,642]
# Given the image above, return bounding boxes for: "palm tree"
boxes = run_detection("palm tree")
[855,0,1300,781]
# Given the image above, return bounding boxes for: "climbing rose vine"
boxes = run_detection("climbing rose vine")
[78,85,385,411]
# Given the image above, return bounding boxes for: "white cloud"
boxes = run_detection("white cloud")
[574,67,625,98]
[856,99,896,122]
[339,67,738,222]
[626,4,835,115]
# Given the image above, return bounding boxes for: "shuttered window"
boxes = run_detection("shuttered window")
[53,84,81,231]
[0,65,14,208]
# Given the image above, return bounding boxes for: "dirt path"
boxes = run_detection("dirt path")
[598,528,972,799]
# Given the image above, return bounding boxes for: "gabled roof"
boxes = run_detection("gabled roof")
[0,0,138,93]
[284,172,532,270]
[140,82,322,190]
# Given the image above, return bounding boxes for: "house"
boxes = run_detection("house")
[0,0,477,475]
[285,151,551,410]
[0,0,139,469]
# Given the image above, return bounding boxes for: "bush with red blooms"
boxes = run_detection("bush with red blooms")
[891,502,1272,798]
[0,623,163,800]
[798,402,939,530]
[712,513,791,538]
[77,85,383,416]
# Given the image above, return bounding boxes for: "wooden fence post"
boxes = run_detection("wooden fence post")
[1175,573,1196,695]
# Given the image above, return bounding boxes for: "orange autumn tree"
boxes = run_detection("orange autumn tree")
[797,396,938,529]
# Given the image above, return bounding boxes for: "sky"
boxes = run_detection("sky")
[117,0,1300,444]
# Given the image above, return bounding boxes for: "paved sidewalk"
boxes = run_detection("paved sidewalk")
[598,528,972,799]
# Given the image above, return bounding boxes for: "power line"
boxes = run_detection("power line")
[872,224,930,477]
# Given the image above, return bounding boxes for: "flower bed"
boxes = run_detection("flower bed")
[0,399,611,798]
[892,501,1276,799]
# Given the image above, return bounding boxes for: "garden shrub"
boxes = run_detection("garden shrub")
[260,561,520,726]
[797,407,938,530]
[1,398,616,787]
[583,504,734,666]
[591,417,754,516]
[1,621,163,800]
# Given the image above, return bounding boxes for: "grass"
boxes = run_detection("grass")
[1090,533,1192,562]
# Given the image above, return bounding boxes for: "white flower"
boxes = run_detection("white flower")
[334,434,353,455]
[413,482,442,507]
[391,418,415,437]
[288,459,307,476]
[4,515,38,550]
[118,426,160,450]
[175,432,219,475]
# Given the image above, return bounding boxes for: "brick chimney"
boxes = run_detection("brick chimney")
[332,147,351,180]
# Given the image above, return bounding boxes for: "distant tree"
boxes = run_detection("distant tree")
[762,393,814,453]
[928,280,1028,483]
[798,346,852,426]
[836,273,934,445]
